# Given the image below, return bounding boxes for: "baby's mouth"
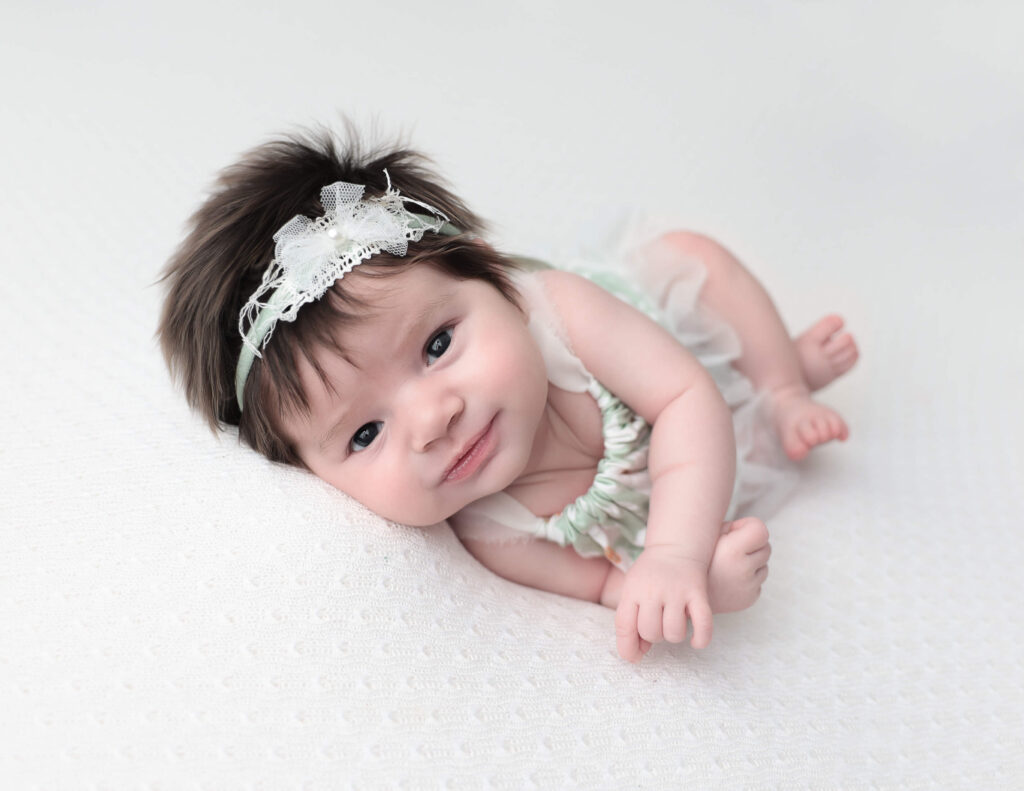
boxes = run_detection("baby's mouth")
[442,417,497,483]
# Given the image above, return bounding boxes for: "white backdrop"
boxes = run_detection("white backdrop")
[2,1,1022,788]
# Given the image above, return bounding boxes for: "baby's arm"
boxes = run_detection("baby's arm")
[539,270,737,661]
[458,532,613,604]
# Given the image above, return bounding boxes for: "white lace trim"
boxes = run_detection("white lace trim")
[238,173,451,359]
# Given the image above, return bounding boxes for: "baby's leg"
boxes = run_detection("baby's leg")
[600,517,770,614]
[647,231,858,460]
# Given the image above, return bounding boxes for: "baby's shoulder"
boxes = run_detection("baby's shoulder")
[508,268,593,392]
[512,266,604,324]
[526,268,640,353]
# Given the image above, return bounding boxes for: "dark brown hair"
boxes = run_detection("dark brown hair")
[158,121,521,466]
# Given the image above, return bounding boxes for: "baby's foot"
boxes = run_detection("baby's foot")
[795,315,859,392]
[771,385,849,461]
[708,517,771,613]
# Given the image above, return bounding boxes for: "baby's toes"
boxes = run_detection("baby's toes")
[746,542,771,572]
[797,418,821,448]
[829,412,849,441]
[729,517,770,553]
[783,431,810,460]
[827,333,859,373]
[824,331,853,354]
[811,314,845,344]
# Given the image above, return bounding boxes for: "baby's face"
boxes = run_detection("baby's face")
[278,264,548,526]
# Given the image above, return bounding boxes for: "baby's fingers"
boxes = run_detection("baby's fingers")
[688,598,713,649]
[637,600,665,645]
[662,602,689,644]
[614,601,644,663]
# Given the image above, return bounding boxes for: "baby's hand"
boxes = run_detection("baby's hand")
[614,546,713,663]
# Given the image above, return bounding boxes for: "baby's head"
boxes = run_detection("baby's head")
[159,126,548,525]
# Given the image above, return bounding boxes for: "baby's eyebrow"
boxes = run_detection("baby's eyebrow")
[316,288,456,452]
[318,404,353,452]
[404,289,456,340]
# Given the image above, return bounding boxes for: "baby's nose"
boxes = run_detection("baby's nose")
[409,392,464,452]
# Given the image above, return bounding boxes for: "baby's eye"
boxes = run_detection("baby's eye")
[425,327,453,364]
[349,421,383,452]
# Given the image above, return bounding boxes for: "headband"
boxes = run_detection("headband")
[235,172,459,410]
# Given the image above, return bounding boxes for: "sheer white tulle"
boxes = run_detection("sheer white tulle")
[238,175,451,358]
[233,174,454,408]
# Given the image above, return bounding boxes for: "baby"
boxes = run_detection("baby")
[159,126,857,663]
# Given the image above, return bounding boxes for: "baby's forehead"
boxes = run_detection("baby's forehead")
[341,263,460,308]
[339,265,461,325]
[302,265,460,371]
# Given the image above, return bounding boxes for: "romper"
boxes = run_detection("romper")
[450,220,799,572]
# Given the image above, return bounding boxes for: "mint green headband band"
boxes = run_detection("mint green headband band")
[235,176,461,411]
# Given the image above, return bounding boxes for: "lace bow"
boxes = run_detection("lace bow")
[234,173,453,408]
[238,175,451,356]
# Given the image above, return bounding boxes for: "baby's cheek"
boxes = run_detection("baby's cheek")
[506,334,549,404]
[359,485,424,525]
[478,335,521,373]
[355,464,450,527]
[482,323,541,381]
[388,493,454,527]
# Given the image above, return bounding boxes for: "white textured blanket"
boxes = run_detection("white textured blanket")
[2,2,1022,788]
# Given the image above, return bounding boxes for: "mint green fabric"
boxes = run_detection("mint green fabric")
[546,377,652,566]
[519,258,657,566]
